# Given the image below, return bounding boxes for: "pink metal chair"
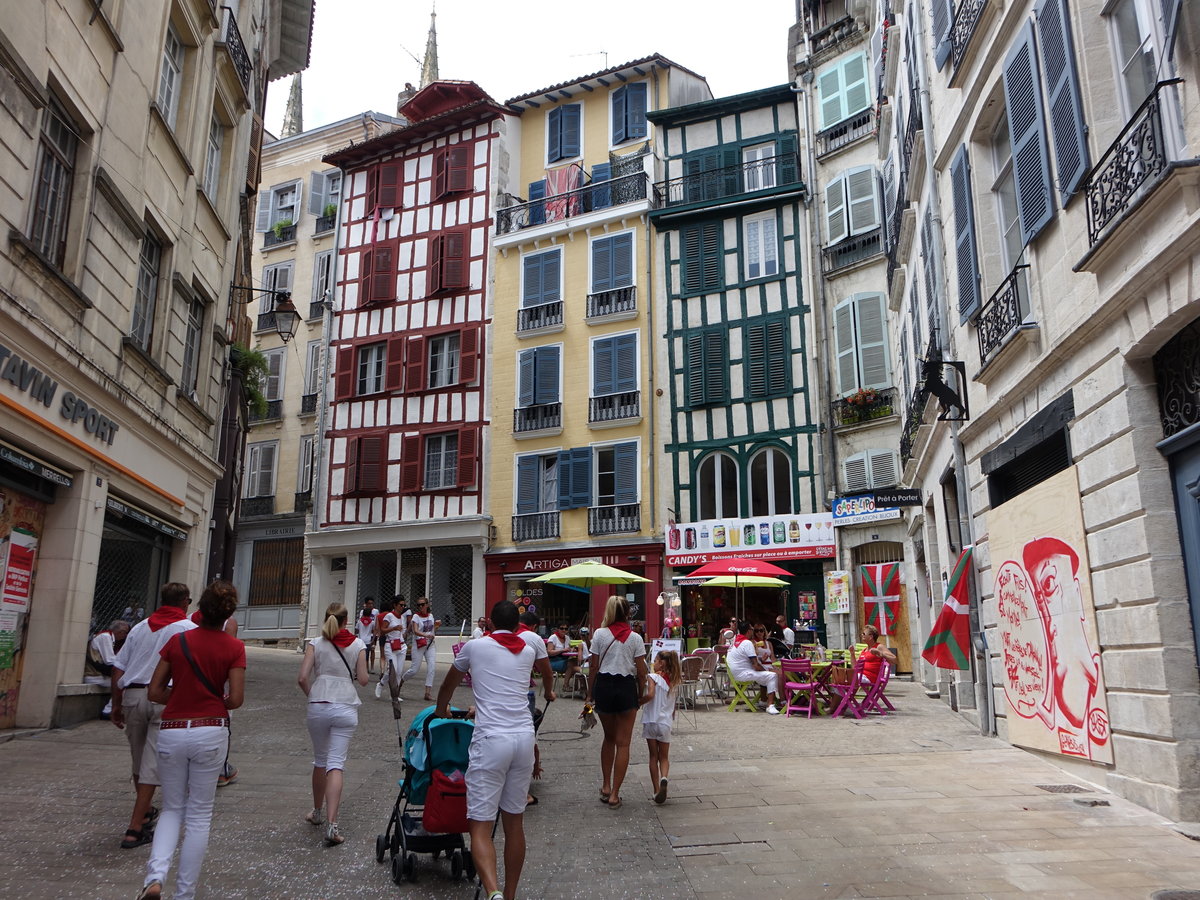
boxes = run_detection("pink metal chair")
[780,658,819,718]
[451,642,472,687]
[827,657,868,719]
[860,661,893,715]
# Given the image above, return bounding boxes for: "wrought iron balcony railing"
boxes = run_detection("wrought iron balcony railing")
[589,391,640,423]
[264,224,296,247]
[294,489,312,511]
[832,386,899,428]
[815,109,875,159]
[1085,80,1181,247]
[308,301,326,319]
[256,311,277,332]
[899,386,930,464]
[513,511,560,542]
[513,402,562,433]
[241,495,274,517]
[300,392,318,414]
[497,173,647,235]
[314,214,335,233]
[821,227,884,275]
[517,300,563,332]
[901,93,922,177]
[218,7,252,95]
[977,265,1030,362]
[589,503,641,536]
[248,399,282,422]
[886,172,907,254]
[950,0,988,70]
[653,154,801,207]
[586,286,636,319]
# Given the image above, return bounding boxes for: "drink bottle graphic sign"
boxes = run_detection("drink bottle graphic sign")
[665,512,834,566]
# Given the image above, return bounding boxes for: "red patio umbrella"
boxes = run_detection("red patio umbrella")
[688,558,791,578]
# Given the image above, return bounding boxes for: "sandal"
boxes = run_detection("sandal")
[305,807,323,826]
[607,797,622,810]
[143,806,159,826]
[324,822,344,846]
[120,828,151,850]
[135,881,162,900]
[599,790,610,804]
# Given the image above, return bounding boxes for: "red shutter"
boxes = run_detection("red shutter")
[378,161,402,208]
[359,249,373,306]
[344,437,359,494]
[459,326,479,384]
[405,335,426,391]
[456,426,478,488]
[433,148,448,198]
[447,146,471,193]
[400,434,422,494]
[366,167,378,214]
[443,230,467,291]
[385,336,405,391]
[370,240,396,302]
[359,434,384,493]
[334,344,355,399]
[427,235,443,295]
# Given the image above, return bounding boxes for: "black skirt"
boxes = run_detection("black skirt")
[593,672,639,714]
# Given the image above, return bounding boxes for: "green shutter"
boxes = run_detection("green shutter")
[745,322,767,397]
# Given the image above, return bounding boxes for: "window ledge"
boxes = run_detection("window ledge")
[974,322,1040,385]
[833,412,901,433]
[148,103,195,177]
[120,337,174,388]
[86,0,125,51]
[261,238,298,253]
[7,229,93,312]
[584,309,638,326]
[175,388,216,427]
[513,426,563,440]
[195,187,232,244]
[588,415,643,431]
[516,323,565,340]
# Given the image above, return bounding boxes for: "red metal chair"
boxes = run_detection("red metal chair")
[780,658,819,718]
[827,657,868,719]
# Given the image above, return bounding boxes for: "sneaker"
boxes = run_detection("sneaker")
[654,778,668,804]
[488,893,504,900]
[324,822,344,846]
[305,807,323,826]
[217,767,238,787]
[374,681,383,700]
[766,704,781,715]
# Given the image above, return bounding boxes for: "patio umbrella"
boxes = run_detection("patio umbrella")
[688,557,790,579]
[701,573,789,623]
[528,560,650,587]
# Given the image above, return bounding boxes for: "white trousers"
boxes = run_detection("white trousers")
[382,643,406,686]
[306,701,358,771]
[402,640,437,688]
[145,725,228,900]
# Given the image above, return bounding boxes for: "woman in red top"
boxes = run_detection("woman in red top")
[138,581,246,900]
[859,625,896,683]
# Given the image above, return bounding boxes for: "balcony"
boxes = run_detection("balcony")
[899,386,931,465]
[588,504,641,536]
[294,489,312,511]
[248,399,282,423]
[832,386,899,428]
[950,0,989,71]
[653,153,802,209]
[217,6,252,95]
[308,301,326,319]
[300,392,318,414]
[589,391,640,424]
[513,511,560,542]
[517,300,563,333]
[241,495,274,517]
[314,214,335,234]
[497,173,647,235]
[822,227,884,275]
[264,224,296,248]
[815,109,875,160]
[255,311,277,332]
[513,402,562,435]
[586,286,636,320]
[977,265,1031,363]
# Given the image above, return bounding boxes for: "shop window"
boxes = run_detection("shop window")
[697,453,738,520]
[749,447,793,516]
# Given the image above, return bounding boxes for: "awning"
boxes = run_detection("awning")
[106,496,187,541]
[0,439,73,487]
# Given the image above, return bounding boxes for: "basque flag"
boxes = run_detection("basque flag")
[921,546,974,670]
[859,562,901,635]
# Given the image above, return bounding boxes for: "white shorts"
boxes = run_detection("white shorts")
[465,730,535,821]
[642,721,672,743]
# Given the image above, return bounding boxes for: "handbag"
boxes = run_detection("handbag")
[389,638,404,651]
[829,665,853,686]
[416,636,429,649]
[422,768,468,834]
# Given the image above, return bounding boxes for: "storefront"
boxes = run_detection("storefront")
[232,516,305,642]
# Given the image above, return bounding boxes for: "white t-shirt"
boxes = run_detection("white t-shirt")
[726,638,761,682]
[470,627,485,640]
[642,672,675,727]
[113,616,198,687]
[356,611,376,643]
[782,626,795,647]
[382,613,404,647]
[91,631,118,665]
[452,631,547,736]
[589,627,645,676]
[307,637,365,705]
[546,632,570,654]
[409,612,435,646]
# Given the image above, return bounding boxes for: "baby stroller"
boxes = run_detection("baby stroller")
[376,705,475,885]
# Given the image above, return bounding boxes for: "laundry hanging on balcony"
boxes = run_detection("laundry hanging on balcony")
[544,166,582,222]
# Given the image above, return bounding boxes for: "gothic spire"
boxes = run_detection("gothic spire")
[281,73,303,137]
[420,6,439,87]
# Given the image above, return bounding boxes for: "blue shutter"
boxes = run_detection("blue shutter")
[547,107,562,162]
[592,236,613,292]
[613,442,638,505]
[1004,23,1055,245]
[522,253,544,307]
[570,447,592,508]
[516,456,540,514]
[612,86,627,144]
[557,449,573,509]
[932,0,954,69]
[542,250,560,303]
[593,337,616,395]
[518,349,536,407]
[560,105,581,159]
[626,83,648,140]
[612,232,633,287]
[613,332,638,393]
[1035,0,1090,204]
[951,145,982,322]
[591,162,612,210]
[528,180,546,226]
[534,346,560,404]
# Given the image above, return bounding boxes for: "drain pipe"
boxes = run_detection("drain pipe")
[645,66,661,537]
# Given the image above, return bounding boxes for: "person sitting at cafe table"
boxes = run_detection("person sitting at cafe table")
[727,621,782,714]
[859,625,896,682]
[753,625,776,665]
[546,623,579,685]
[771,615,795,649]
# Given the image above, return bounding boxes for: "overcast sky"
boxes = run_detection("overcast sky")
[266,1,798,134]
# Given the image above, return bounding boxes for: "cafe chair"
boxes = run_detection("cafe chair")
[676,654,704,726]
[694,649,725,703]
[827,657,868,719]
[726,675,759,713]
[780,658,819,718]
[860,661,893,715]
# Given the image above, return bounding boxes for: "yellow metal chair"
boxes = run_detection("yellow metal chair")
[726,675,759,713]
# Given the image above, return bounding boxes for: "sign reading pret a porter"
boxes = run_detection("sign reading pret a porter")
[832,494,903,527]
[0,341,121,445]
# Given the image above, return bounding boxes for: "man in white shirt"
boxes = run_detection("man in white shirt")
[773,615,795,649]
[726,620,782,714]
[436,600,554,900]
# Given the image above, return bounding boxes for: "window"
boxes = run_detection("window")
[744,318,789,398]
[611,83,648,144]
[130,230,162,352]
[261,262,293,310]
[743,213,779,279]
[749,447,793,516]
[826,166,879,244]
[684,147,739,202]
[842,449,900,493]
[312,250,335,306]
[367,161,402,212]
[685,329,728,407]
[245,441,277,498]
[423,433,458,490]
[298,435,315,493]
[356,342,385,395]
[346,434,386,495]
[360,239,397,305]
[1108,0,1161,114]
[990,119,1023,273]
[697,453,738,520]
[304,340,322,395]
[516,454,560,513]
[263,348,284,402]
[428,230,467,295]
[680,221,722,294]
[180,296,205,396]
[592,333,638,397]
[202,115,223,203]
[518,346,561,406]
[952,143,983,321]
[522,248,561,308]
[157,23,184,128]
[591,233,634,292]
[742,144,777,191]
[29,98,78,268]
[308,169,342,223]
[594,442,638,508]
[428,333,461,388]
[400,428,477,493]
[547,104,581,163]
[254,180,302,233]
[817,53,870,130]
[1002,22,1054,245]
[434,145,472,197]
[834,293,890,395]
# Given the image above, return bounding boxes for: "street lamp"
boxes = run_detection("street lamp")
[228,284,302,343]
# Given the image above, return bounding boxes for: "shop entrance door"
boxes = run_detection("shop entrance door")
[92,519,172,629]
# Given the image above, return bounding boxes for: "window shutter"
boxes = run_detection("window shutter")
[1004,23,1055,245]
[359,435,384,493]
[843,54,870,117]
[516,456,540,514]
[442,230,467,291]
[685,333,705,407]
[817,65,843,129]
[700,221,721,290]
[377,161,402,208]
[447,145,471,192]
[882,154,897,248]
[843,452,870,494]
[704,331,727,404]
[570,446,592,508]
[855,293,890,389]
[359,249,374,305]
[334,345,355,399]
[386,336,405,391]
[518,349,536,407]
[950,145,982,321]
[932,0,954,69]
[591,162,612,209]
[560,104,581,158]
[528,180,546,225]
[613,442,638,505]
[535,345,560,404]
[685,149,720,202]
[547,107,562,161]
[612,86,627,144]
[343,439,358,494]
[1035,0,1089,204]
[681,225,701,293]
[556,450,573,509]
[721,147,742,196]
[826,175,848,244]
[266,351,283,400]
[459,326,479,383]
[405,336,426,391]
[847,167,880,234]
[612,232,633,287]
[592,236,613,292]
[868,449,899,487]
[456,427,477,487]
[834,300,859,395]
[542,249,560,303]
[776,133,798,185]
[427,235,443,295]
[626,83,648,139]
[307,171,327,215]
[745,323,767,397]
[400,434,421,494]
[593,337,615,396]
[255,190,273,232]
[922,212,939,333]
[522,252,544,307]
[767,319,788,389]
[434,148,448,198]
[370,240,397,303]
[613,333,637,393]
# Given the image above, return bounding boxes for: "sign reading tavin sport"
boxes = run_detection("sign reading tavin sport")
[0,341,120,445]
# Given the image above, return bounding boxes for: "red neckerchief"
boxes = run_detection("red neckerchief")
[149,606,187,632]
[515,623,533,635]
[190,610,202,624]
[331,628,356,648]
[553,629,567,643]
[359,612,373,628]
[489,631,526,654]
[733,634,750,647]
[608,622,632,643]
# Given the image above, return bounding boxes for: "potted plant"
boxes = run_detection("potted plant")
[322,202,337,219]
[230,344,269,418]
[844,387,892,422]
[271,218,293,240]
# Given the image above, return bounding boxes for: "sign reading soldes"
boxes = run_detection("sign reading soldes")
[665,512,835,566]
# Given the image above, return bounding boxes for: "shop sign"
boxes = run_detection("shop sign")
[832,495,903,527]
[0,340,121,445]
[106,498,187,541]
[0,444,72,487]
[665,512,835,566]
[520,554,614,572]
[873,488,921,506]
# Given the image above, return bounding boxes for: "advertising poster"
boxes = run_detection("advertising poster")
[665,512,835,566]
[0,487,46,728]
[824,570,851,615]
[990,467,1112,763]
[797,591,818,621]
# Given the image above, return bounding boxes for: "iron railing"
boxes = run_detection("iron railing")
[977,265,1030,362]
[497,173,647,235]
[300,392,318,414]
[314,214,335,233]
[589,391,640,423]
[513,403,561,433]
[1085,80,1180,247]
[886,171,907,254]
[586,286,636,319]
[241,495,274,517]
[653,154,801,207]
[308,300,326,319]
[248,399,282,422]
[815,109,875,159]
[513,511,560,542]
[294,489,312,511]
[832,386,899,428]
[218,7,252,95]
[901,93,922,177]
[589,504,641,535]
[950,0,988,70]
[264,224,296,247]
[899,386,930,464]
[822,227,883,274]
[256,311,277,332]
[517,300,563,332]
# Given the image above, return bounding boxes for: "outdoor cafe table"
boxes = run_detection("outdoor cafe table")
[773,659,851,716]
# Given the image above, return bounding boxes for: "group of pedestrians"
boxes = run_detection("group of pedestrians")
[350,595,440,707]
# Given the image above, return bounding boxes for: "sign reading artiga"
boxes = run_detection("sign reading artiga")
[665,512,835,566]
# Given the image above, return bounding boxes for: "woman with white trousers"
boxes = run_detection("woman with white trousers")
[401,597,438,702]
[298,602,369,845]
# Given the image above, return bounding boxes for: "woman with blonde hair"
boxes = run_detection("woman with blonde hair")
[585,595,647,810]
[298,602,369,845]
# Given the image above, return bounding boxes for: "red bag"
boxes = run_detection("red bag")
[423,769,468,834]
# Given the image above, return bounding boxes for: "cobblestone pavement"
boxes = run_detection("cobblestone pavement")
[3,646,1200,899]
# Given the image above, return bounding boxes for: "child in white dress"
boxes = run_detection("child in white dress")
[640,650,681,804]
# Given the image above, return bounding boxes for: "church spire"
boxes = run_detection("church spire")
[420,5,439,87]
[281,73,303,137]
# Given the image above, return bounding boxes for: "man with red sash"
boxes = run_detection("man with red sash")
[436,600,554,900]
[726,620,782,714]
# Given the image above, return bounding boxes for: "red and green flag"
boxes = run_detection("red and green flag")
[859,562,901,635]
[921,546,974,670]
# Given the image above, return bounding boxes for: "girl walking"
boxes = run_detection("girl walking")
[298,602,369,845]
[401,597,438,701]
[375,598,405,703]
[641,650,681,804]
